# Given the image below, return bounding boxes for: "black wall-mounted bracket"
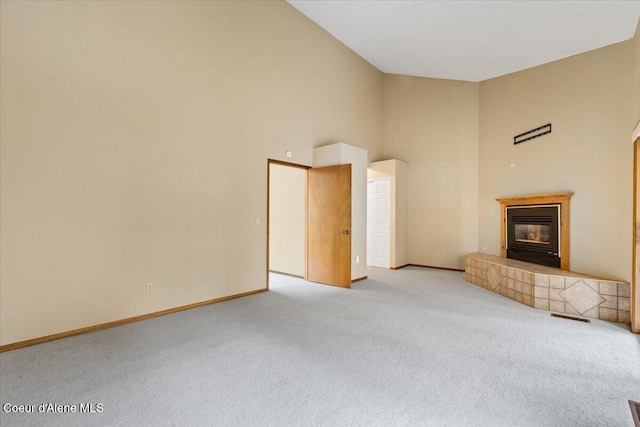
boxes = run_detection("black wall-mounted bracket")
[514,123,552,145]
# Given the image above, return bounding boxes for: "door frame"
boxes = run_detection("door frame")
[367,177,392,269]
[266,159,310,291]
[633,137,640,333]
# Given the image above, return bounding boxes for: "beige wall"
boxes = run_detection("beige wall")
[0,1,383,345]
[479,41,635,282]
[382,75,479,269]
[368,159,409,268]
[269,164,306,277]
[395,160,409,267]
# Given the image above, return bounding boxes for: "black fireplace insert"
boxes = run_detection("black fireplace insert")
[506,205,560,268]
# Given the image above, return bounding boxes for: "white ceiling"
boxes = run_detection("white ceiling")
[287,1,640,82]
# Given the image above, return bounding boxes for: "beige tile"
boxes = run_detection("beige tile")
[549,288,563,301]
[481,279,488,288]
[500,265,507,277]
[564,277,580,288]
[599,282,617,296]
[515,292,523,303]
[618,283,630,298]
[550,300,565,312]
[500,286,507,296]
[522,294,533,307]
[515,281,523,293]
[618,297,630,311]
[549,276,564,289]
[599,307,618,322]
[583,279,599,292]
[564,304,580,316]
[515,269,523,282]
[560,280,605,315]
[465,273,470,282]
[507,289,515,299]
[486,266,501,289]
[535,298,550,310]
[599,295,617,309]
[618,310,631,324]
[582,307,599,319]
[534,286,549,299]
[523,284,533,296]
[507,278,515,290]
[523,271,533,285]
[508,268,515,279]
[535,275,549,288]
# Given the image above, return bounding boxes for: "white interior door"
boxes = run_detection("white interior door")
[367,179,390,268]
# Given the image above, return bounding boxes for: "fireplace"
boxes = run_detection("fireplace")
[496,193,572,270]
[506,205,560,268]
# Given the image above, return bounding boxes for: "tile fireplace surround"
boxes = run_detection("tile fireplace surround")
[465,253,630,324]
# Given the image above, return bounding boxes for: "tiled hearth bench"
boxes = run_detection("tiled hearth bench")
[465,253,630,324]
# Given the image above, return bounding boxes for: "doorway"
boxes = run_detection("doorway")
[267,159,353,290]
[367,178,391,268]
[267,160,308,290]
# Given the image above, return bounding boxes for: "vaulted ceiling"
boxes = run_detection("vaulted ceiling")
[288,1,640,82]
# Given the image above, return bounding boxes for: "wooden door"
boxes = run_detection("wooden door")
[307,164,351,288]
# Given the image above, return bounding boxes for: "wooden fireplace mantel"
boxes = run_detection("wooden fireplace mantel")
[496,192,573,270]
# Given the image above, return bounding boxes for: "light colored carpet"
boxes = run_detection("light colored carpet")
[1,267,639,426]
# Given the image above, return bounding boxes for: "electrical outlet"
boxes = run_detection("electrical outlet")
[436,251,446,257]
[146,283,153,293]
[355,255,360,263]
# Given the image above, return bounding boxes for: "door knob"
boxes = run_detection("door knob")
[342,230,350,235]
